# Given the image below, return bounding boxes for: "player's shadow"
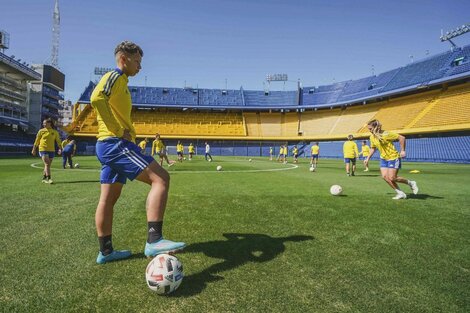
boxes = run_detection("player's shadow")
[408,194,443,200]
[170,233,313,297]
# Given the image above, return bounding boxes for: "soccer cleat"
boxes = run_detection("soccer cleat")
[96,249,132,264]
[41,178,48,183]
[46,179,53,184]
[351,172,355,176]
[364,168,369,172]
[145,238,186,257]
[392,192,407,200]
[409,180,419,195]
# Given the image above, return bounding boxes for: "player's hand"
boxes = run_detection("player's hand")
[31,149,36,156]
[57,149,62,155]
[400,150,406,158]
[122,129,132,141]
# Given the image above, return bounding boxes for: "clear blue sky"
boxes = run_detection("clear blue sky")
[2,0,470,102]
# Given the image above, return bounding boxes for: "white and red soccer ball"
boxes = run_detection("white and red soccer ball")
[146,254,184,295]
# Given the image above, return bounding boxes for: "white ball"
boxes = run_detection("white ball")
[209,159,212,162]
[216,165,222,171]
[74,163,80,168]
[309,167,315,172]
[183,157,186,160]
[146,254,184,295]
[330,185,343,196]
[249,159,252,162]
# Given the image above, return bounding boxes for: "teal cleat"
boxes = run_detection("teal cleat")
[96,250,132,264]
[145,238,186,257]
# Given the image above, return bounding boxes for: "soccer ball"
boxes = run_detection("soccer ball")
[183,157,186,160]
[74,163,80,168]
[330,185,343,196]
[209,159,212,162]
[216,165,222,171]
[146,254,184,295]
[309,166,315,172]
[249,159,252,162]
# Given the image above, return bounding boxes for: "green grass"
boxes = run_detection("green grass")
[0,155,469,312]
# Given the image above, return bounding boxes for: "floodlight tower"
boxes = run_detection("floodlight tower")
[51,0,60,68]
[440,23,470,49]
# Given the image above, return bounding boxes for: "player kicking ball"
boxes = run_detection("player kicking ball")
[364,119,418,200]
[91,41,185,264]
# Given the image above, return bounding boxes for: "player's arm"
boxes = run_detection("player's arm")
[72,143,77,156]
[90,76,128,139]
[398,134,406,158]
[55,131,62,155]
[151,141,155,155]
[364,147,376,165]
[32,130,43,155]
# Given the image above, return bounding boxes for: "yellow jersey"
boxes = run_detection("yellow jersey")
[34,128,61,152]
[188,145,195,153]
[90,68,136,142]
[370,131,400,160]
[343,141,359,158]
[177,143,184,153]
[293,147,298,155]
[138,140,147,150]
[361,145,370,157]
[152,139,165,155]
[269,148,273,154]
[311,145,319,155]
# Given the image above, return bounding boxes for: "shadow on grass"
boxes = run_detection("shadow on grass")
[353,174,381,177]
[59,180,100,184]
[408,194,443,200]
[170,233,314,297]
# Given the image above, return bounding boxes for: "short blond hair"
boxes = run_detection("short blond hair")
[114,41,143,57]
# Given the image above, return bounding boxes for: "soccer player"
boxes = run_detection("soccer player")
[138,137,148,154]
[188,142,195,160]
[205,141,213,161]
[151,133,175,167]
[283,144,288,164]
[310,142,320,169]
[90,41,185,264]
[269,146,273,161]
[360,140,371,172]
[343,135,359,176]
[176,140,184,162]
[32,118,62,183]
[61,137,77,169]
[364,119,418,200]
[292,145,299,163]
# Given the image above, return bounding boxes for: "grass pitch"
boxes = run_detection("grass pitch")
[0,155,469,312]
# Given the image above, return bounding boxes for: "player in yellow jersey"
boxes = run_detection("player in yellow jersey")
[359,140,371,172]
[176,140,184,162]
[188,142,195,160]
[151,133,175,167]
[61,136,77,169]
[364,119,418,200]
[32,118,62,183]
[292,146,299,163]
[138,138,148,154]
[343,135,359,176]
[90,41,185,264]
[310,142,320,170]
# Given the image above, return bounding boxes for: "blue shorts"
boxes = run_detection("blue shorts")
[311,154,319,159]
[39,151,55,158]
[344,158,356,164]
[177,152,183,156]
[380,158,401,169]
[96,138,155,184]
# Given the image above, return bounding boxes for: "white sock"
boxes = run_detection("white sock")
[394,189,403,194]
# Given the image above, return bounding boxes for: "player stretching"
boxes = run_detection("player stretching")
[310,142,319,169]
[176,140,184,162]
[61,137,77,169]
[360,140,370,172]
[151,134,175,167]
[188,143,195,160]
[91,41,184,264]
[343,135,358,176]
[32,118,62,183]
[364,119,418,200]
[138,137,148,154]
